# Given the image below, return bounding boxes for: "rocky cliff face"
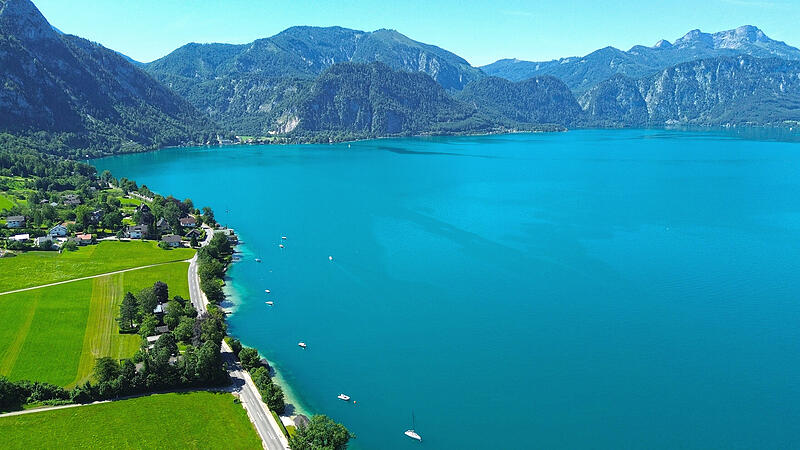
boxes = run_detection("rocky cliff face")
[580,55,800,126]
[291,62,482,137]
[578,75,648,127]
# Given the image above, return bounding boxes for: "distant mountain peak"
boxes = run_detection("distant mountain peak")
[0,0,58,42]
[653,39,673,49]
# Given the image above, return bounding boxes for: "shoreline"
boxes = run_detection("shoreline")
[223,243,313,419]
[87,124,800,161]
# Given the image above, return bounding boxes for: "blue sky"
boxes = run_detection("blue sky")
[34,0,800,66]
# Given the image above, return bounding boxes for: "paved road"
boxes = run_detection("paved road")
[0,260,188,296]
[188,225,289,450]
[222,341,289,450]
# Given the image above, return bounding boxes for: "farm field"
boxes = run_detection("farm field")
[0,262,190,386]
[0,392,261,449]
[0,241,194,292]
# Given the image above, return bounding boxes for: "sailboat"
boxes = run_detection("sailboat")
[404,411,422,441]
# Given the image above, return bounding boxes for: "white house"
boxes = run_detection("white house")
[34,235,53,248]
[127,224,148,239]
[6,215,25,228]
[160,234,182,248]
[10,233,29,242]
[49,224,68,237]
[179,217,197,228]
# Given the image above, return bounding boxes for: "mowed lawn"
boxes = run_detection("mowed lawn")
[0,392,262,449]
[0,241,194,292]
[0,192,15,211]
[0,262,190,386]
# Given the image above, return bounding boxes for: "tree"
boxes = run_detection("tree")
[0,376,23,410]
[118,292,139,330]
[263,382,286,414]
[239,347,261,371]
[190,234,198,247]
[174,316,195,343]
[202,206,215,226]
[153,281,169,305]
[101,211,122,230]
[289,415,353,450]
[137,287,158,318]
[93,357,120,384]
[195,341,224,383]
[74,204,91,229]
[164,300,183,330]
[154,332,178,356]
[200,278,224,304]
[139,314,158,337]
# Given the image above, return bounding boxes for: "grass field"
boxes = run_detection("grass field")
[0,193,15,211]
[0,241,194,292]
[0,262,190,386]
[0,392,262,449]
[119,197,142,206]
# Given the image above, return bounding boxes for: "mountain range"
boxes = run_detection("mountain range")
[0,0,215,157]
[481,25,800,93]
[1,0,799,156]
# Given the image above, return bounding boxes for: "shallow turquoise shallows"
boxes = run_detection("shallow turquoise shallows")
[93,129,800,449]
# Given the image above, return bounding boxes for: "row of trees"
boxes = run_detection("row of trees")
[197,232,233,303]
[232,343,286,414]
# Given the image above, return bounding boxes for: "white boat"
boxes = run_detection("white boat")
[255,258,262,263]
[328,256,333,261]
[337,394,350,401]
[279,244,284,248]
[404,412,422,441]
[265,289,270,294]
[298,342,307,349]
[281,236,287,240]
[266,301,274,306]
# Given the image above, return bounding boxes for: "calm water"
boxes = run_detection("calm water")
[94,129,800,449]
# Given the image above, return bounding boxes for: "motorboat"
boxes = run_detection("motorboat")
[337,394,350,401]
[298,342,307,349]
[266,301,274,306]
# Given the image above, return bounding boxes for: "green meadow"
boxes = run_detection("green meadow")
[0,262,190,386]
[0,192,15,211]
[0,240,194,292]
[0,392,261,449]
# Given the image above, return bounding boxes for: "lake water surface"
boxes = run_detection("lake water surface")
[94,129,800,449]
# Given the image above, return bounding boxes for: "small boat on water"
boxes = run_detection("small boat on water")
[298,342,307,349]
[266,301,274,306]
[404,412,422,441]
[337,394,351,401]
[329,256,334,261]
[255,258,262,263]
[265,289,270,294]
[281,236,287,240]
[279,244,284,249]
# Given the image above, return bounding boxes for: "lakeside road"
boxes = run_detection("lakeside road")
[188,225,289,450]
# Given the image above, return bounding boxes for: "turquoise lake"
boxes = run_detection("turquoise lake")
[93,129,800,449]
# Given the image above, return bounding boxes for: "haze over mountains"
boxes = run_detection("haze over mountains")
[1,0,799,156]
[482,25,800,92]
